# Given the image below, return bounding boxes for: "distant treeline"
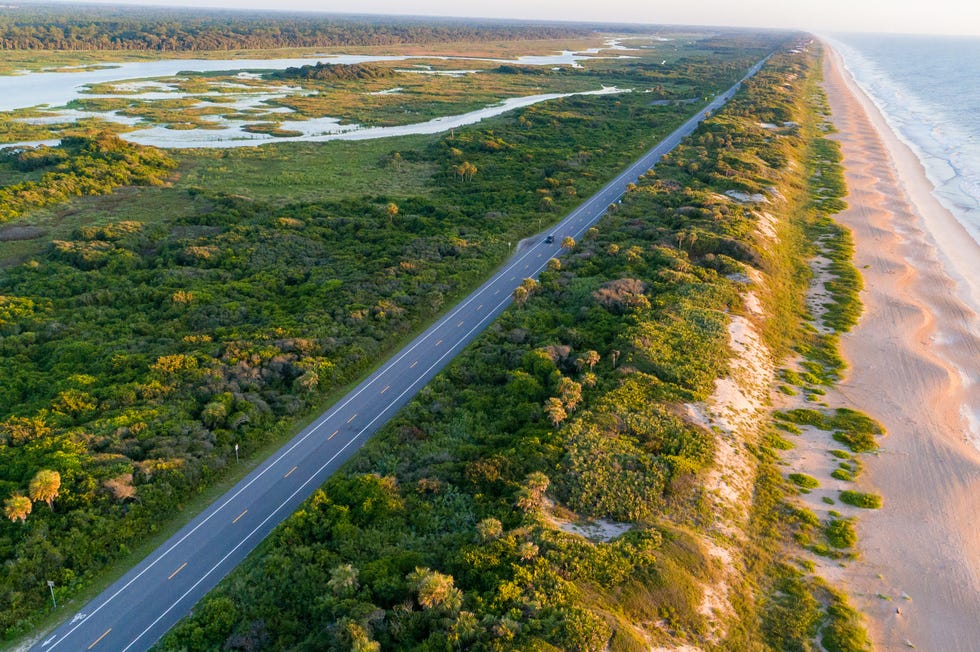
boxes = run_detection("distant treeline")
[0,5,590,51]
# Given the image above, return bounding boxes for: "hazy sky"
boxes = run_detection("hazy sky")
[54,0,980,36]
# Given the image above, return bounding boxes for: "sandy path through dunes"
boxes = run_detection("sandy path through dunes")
[822,46,980,651]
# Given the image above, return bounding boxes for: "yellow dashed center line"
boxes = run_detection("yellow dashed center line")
[457,320,464,327]
[284,466,297,478]
[410,360,418,368]
[346,414,357,424]
[435,339,443,346]
[88,629,111,649]
[168,562,187,580]
[381,385,390,394]
[232,509,248,524]
[328,429,339,440]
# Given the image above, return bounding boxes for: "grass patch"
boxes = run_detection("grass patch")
[775,421,802,435]
[788,473,819,489]
[831,468,853,482]
[774,407,884,453]
[824,518,856,549]
[821,590,872,652]
[839,490,882,509]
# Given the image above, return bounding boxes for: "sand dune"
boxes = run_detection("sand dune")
[822,45,980,651]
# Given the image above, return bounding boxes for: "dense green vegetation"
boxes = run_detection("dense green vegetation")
[158,40,871,651]
[0,6,587,51]
[0,134,176,223]
[789,473,820,490]
[0,32,780,640]
[838,491,883,509]
[271,62,398,81]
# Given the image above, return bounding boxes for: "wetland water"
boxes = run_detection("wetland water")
[0,46,633,149]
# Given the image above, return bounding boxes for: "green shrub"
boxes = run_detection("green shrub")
[762,573,821,650]
[829,408,883,434]
[765,432,795,451]
[832,430,877,453]
[775,421,802,435]
[831,468,852,482]
[775,408,825,427]
[821,596,872,652]
[839,491,882,509]
[779,369,804,385]
[788,473,819,489]
[824,518,856,549]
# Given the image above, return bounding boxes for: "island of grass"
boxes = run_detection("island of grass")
[241,123,304,137]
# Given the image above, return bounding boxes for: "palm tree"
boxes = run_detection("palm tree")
[460,161,477,181]
[29,469,60,510]
[525,471,549,497]
[544,397,566,427]
[4,494,31,523]
[327,563,359,596]
[408,567,462,612]
[558,377,582,411]
[476,518,503,542]
[582,350,600,371]
[512,285,529,306]
[516,471,551,513]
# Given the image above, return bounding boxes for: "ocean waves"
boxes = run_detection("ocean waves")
[831,33,980,246]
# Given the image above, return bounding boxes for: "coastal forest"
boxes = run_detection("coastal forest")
[0,5,588,51]
[158,41,872,651]
[0,19,782,642]
[0,7,874,651]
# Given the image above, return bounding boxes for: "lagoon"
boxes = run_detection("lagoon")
[0,43,643,149]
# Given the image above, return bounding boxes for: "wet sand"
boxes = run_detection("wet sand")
[821,45,980,651]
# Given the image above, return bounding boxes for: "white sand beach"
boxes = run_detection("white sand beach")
[821,44,980,651]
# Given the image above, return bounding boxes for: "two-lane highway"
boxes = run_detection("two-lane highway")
[34,55,769,652]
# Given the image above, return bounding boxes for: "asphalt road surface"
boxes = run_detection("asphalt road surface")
[34,55,768,652]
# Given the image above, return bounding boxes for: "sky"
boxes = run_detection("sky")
[48,0,980,36]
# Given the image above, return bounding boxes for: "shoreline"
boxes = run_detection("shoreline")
[822,44,980,650]
[829,38,980,272]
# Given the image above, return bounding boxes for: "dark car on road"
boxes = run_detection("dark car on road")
[544,234,555,244]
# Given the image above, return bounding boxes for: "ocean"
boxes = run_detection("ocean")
[830,33,980,248]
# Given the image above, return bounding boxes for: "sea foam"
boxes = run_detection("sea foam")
[831,33,980,248]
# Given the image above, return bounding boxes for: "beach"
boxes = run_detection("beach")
[821,45,980,650]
